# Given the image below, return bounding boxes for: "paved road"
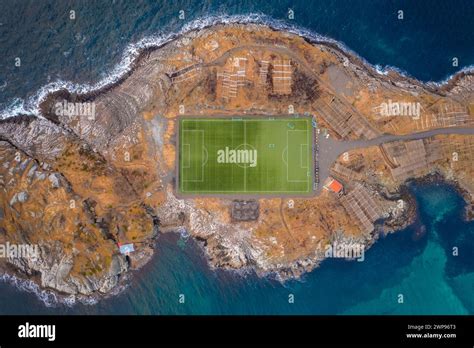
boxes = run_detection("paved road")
[316,127,474,194]
[172,44,474,195]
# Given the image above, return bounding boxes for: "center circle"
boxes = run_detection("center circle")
[235,143,257,168]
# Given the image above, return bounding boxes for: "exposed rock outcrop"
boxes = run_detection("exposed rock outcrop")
[0,24,473,299]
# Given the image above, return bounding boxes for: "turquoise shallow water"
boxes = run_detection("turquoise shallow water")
[0,181,472,314]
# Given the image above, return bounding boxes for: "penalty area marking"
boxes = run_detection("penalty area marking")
[182,129,205,183]
[180,118,312,194]
[286,129,310,183]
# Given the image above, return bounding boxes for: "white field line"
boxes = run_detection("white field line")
[287,129,309,183]
[180,118,312,193]
[182,129,205,183]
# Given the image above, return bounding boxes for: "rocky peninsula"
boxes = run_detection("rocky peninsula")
[1,23,474,300]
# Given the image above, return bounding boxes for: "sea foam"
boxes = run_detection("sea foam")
[2,13,472,121]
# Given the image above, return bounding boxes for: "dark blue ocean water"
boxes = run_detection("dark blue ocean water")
[1,0,474,116]
[0,1,473,314]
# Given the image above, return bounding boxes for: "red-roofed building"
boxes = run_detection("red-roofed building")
[324,177,344,194]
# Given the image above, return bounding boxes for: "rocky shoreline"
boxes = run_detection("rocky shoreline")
[2,20,472,124]
[1,23,474,303]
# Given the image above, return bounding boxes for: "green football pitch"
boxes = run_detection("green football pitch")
[178,117,314,195]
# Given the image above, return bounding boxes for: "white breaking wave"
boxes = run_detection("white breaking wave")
[0,272,117,308]
[0,13,269,120]
[0,273,58,307]
[427,64,474,88]
[374,64,411,78]
[0,12,473,120]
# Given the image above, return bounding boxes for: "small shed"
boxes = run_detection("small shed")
[324,177,344,194]
[119,243,135,255]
